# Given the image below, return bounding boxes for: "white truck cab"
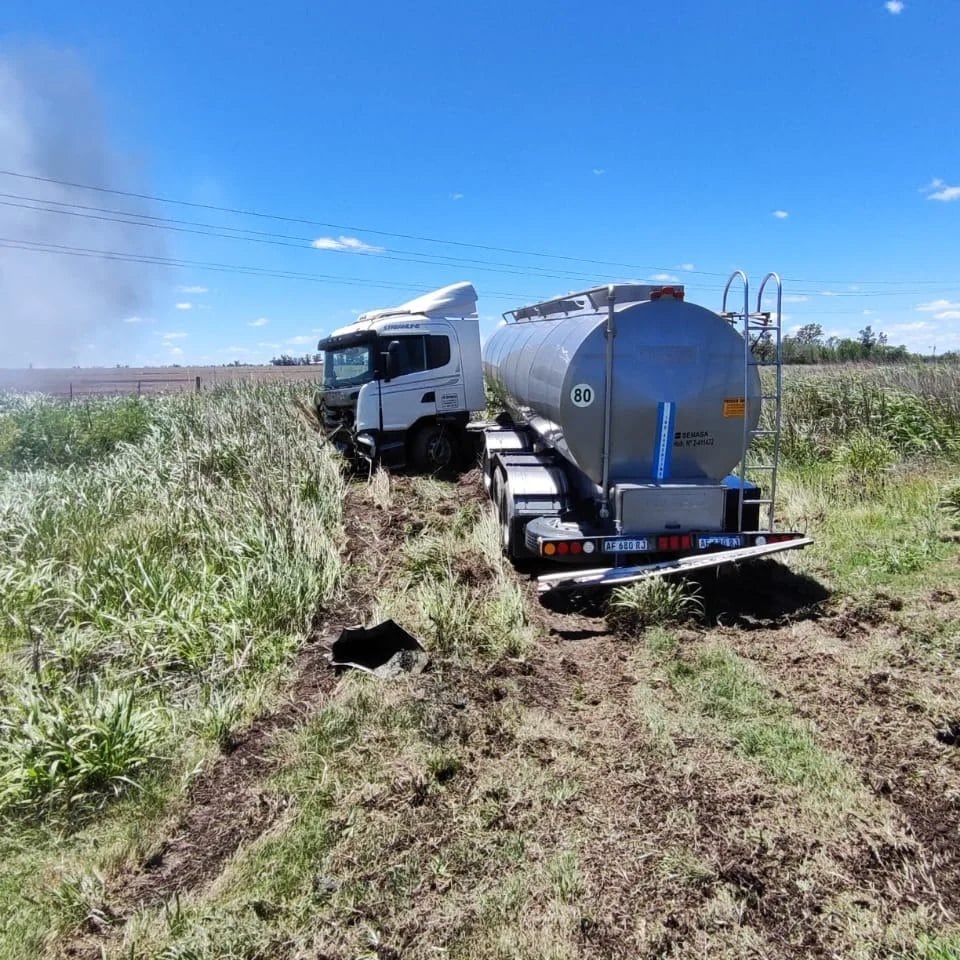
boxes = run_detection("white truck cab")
[315,282,485,471]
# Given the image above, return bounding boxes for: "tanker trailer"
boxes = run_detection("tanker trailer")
[479,275,811,592]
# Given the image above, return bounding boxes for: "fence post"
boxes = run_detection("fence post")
[137,380,142,396]
[195,375,201,393]
[69,382,73,402]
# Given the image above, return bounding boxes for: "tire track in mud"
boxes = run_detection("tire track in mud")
[61,478,404,957]
[508,575,958,957]
[501,602,827,958]
[720,590,960,918]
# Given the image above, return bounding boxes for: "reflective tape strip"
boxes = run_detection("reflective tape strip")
[653,401,676,481]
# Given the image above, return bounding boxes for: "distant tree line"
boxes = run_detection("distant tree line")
[270,353,323,366]
[753,323,958,364]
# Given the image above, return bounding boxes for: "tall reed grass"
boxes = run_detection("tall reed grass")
[764,363,960,465]
[0,384,344,819]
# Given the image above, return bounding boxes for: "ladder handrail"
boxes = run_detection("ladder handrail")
[722,271,752,532]
[724,270,784,534]
[753,273,783,532]
[722,270,749,316]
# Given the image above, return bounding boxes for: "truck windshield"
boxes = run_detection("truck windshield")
[323,343,374,388]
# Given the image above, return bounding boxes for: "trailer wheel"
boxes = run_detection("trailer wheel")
[410,424,455,474]
[482,448,494,493]
[494,472,513,556]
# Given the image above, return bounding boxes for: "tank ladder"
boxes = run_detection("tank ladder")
[721,271,784,532]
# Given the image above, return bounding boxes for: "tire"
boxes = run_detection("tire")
[482,448,494,493]
[410,424,456,474]
[494,471,513,556]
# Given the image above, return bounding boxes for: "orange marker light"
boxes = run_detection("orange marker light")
[543,543,556,556]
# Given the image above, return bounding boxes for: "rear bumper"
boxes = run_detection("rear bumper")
[526,519,808,563]
[536,537,814,594]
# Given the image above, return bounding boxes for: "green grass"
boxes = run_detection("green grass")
[667,646,853,797]
[768,363,960,463]
[907,934,960,960]
[1,364,959,959]
[777,460,954,594]
[606,578,703,633]
[0,393,153,469]
[0,383,344,957]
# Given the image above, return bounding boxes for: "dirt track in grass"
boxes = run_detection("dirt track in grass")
[61,470,960,959]
[717,588,960,919]
[512,576,957,956]
[60,477,407,957]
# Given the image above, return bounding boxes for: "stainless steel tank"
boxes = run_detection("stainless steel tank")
[482,297,760,485]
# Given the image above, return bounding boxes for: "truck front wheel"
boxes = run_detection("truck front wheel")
[410,424,456,473]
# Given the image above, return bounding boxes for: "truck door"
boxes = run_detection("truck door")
[380,329,463,431]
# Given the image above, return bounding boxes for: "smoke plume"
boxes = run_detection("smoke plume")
[0,48,165,368]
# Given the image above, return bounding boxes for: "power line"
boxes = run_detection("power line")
[1,168,723,278]
[2,236,939,321]
[3,170,958,291]
[0,236,546,302]
[5,193,955,303]
[0,193,643,286]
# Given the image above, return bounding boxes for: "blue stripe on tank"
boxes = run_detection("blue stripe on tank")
[653,401,676,481]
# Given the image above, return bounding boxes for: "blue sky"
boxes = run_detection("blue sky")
[2,0,960,366]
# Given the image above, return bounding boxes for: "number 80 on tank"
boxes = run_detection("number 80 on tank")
[570,383,595,407]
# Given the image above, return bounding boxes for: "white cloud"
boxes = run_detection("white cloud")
[248,317,270,327]
[225,345,252,354]
[772,210,789,219]
[178,285,208,294]
[161,331,188,341]
[922,178,960,202]
[175,302,193,311]
[678,263,695,272]
[652,273,680,282]
[592,168,606,176]
[916,299,960,312]
[885,0,904,13]
[257,341,281,349]
[168,346,184,357]
[862,309,875,315]
[887,321,931,333]
[311,235,384,254]
[449,192,464,200]
[820,290,840,297]
[930,185,960,202]
[122,315,150,324]
[285,335,314,345]
[782,294,809,303]
[935,310,960,321]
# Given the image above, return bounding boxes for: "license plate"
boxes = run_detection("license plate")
[603,538,650,553]
[697,535,742,549]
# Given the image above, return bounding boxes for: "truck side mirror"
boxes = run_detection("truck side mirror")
[384,340,400,382]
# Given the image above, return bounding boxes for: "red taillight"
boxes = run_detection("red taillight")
[658,534,692,551]
[557,542,570,555]
[571,542,582,554]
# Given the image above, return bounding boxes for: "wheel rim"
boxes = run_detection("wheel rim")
[427,433,453,470]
